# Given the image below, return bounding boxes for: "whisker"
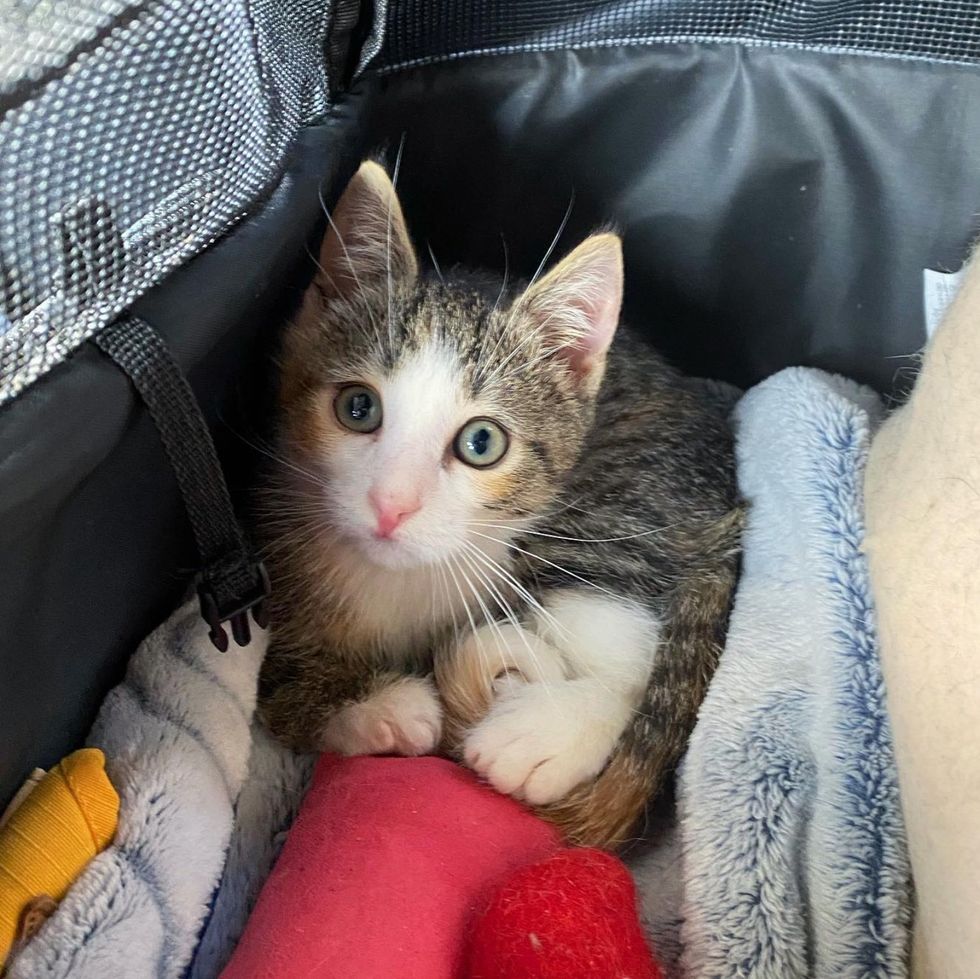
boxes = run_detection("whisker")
[317,181,383,347]
[465,542,648,714]
[491,233,510,318]
[458,546,561,710]
[225,426,326,489]
[447,552,502,689]
[529,190,576,289]
[481,330,552,386]
[477,234,513,382]
[482,193,574,387]
[494,343,568,384]
[469,531,619,601]
[436,559,461,647]
[461,540,573,643]
[455,550,517,685]
[427,242,445,284]
[386,134,407,349]
[444,554,481,649]
[436,556,475,701]
[468,522,677,545]
[485,495,591,526]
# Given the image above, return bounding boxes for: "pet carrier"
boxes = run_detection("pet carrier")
[1,2,979,977]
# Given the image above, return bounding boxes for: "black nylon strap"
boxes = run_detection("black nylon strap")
[94,316,268,650]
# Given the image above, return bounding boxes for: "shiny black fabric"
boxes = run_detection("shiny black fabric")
[363,45,980,390]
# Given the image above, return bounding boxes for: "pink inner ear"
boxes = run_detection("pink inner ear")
[564,287,621,377]
[520,234,624,382]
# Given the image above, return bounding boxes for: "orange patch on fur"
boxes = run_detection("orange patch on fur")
[479,467,519,503]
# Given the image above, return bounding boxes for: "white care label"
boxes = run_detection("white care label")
[922,266,967,339]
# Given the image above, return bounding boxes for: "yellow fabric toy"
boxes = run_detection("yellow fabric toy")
[0,748,119,964]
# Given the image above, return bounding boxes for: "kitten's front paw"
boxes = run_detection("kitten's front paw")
[463,681,621,806]
[318,676,443,757]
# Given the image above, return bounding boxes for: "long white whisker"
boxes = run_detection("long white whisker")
[385,137,406,349]
[458,546,523,646]
[481,331,555,387]
[463,543,645,714]
[435,559,459,643]
[444,553,484,651]
[491,233,509,318]
[317,182,383,346]
[448,552,505,687]
[305,243,374,346]
[444,556,497,708]
[481,193,575,387]
[458,547,560,710]
[391,132,406,191]
[477,234,513,383]
[468,523,676,545]
[485,496,591,526]
[436,557,476,713]
[444,553,489,667]
[427,242,445,284]
[494,343,570,384]
[528,190,576,290]
[483,281,573,388]
[461,540,573,643]
[227,428,325,488]
[484,298,578,387]
[469,531,619,601]
[455,550,518,687]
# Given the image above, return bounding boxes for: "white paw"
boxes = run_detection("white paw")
[318,676,443,757]
[462,680,628,806]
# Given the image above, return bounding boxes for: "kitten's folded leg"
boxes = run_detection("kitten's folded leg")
[436,620,566,747]
[259,654,442,757]
[437,590,659,815]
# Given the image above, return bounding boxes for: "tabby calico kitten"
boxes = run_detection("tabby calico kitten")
[258,160,742,848]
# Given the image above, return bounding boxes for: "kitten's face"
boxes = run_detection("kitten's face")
[286,290,588,571]
[278,162,622,571]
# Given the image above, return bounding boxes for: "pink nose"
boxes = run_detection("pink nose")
[369,490,421,539]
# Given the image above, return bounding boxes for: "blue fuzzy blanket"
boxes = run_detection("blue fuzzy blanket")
[9,368,912,979]
[677,368,910,977]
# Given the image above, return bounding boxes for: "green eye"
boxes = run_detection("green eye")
[454,418,509,468]
[334,384,382,433]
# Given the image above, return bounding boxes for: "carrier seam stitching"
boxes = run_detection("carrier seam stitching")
[373,33,980,76]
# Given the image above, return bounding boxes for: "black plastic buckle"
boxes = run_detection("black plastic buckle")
[197,562,271,652]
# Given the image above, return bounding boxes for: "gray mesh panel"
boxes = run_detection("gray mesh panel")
[376,1,980,72]
[0,0,330,406]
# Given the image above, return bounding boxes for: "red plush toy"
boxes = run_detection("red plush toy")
[467,849,663,979]
[221,754,662,979]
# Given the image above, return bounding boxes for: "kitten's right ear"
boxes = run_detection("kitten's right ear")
[317,160,419,302]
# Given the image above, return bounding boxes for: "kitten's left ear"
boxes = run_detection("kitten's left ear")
[514,233,623,390]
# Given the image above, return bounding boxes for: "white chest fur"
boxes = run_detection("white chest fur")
[324,532,519,664]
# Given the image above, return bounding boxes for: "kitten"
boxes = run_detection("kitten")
[257,161,742,848]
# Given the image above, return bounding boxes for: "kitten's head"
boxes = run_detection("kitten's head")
[278,160,622,570]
